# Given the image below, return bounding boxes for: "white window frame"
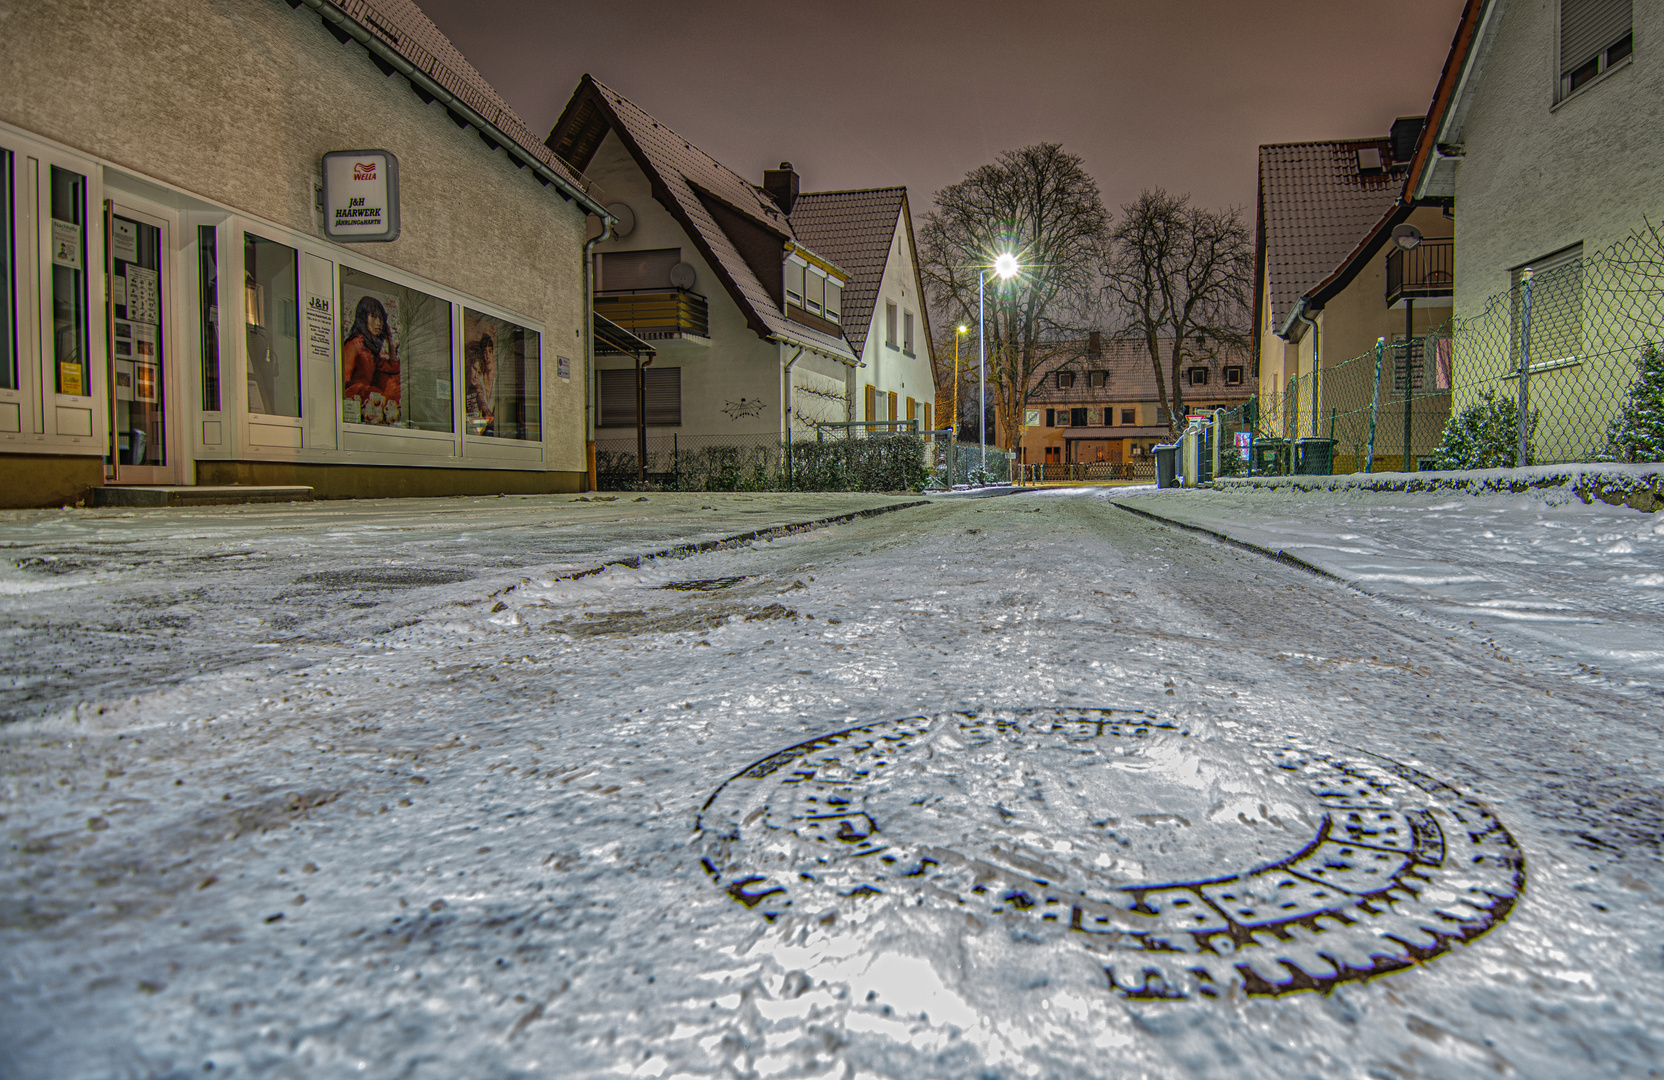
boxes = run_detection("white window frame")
[1556,0,1634,105]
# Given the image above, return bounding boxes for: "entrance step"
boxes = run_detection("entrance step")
[90,485,313,508]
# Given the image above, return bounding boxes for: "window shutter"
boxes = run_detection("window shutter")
[865,383,877,420]
[644,367,681,426]
[597,369,636,427]
[600,249,680,291]
[906,397,916,422]
[887,391,898,422]
[825,281,841,322]
[785,260,805,306]
[1562,0,1631,73]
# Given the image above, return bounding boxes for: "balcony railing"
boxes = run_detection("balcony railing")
[594,287,708,342]
[1386,237,1454,305]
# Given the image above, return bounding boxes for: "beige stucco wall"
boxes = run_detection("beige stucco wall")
[1452,0,1664,314]
[0,0,589,473]
[585,129,789,443]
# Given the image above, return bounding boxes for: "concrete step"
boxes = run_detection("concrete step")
[90,485,313,508]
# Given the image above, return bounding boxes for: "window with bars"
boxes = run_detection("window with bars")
[1560,0,1632,100]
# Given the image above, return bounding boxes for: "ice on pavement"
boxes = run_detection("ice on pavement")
[1112,480,1664,690]
[2,490,1661,1078]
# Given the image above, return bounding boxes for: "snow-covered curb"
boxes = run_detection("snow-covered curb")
[1214,463,1664,512]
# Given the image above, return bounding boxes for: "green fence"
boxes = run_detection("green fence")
[1239,222,1664,473]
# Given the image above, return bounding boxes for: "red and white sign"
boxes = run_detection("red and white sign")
[322,150,400,242]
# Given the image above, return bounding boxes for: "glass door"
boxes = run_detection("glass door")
[106,203,175,483]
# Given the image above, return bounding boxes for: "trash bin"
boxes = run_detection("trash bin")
[1251,437,1290,476]
[1295,437,1334,476]
[1154,443,1178,488]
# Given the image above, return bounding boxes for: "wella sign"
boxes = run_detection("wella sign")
[322,150,401,242]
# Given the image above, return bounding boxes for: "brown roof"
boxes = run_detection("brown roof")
[1024,338,1255,405]
[324,0,599,206]
[787,188,907,357]
[1256,139,1402,334]
[547,76,854,361]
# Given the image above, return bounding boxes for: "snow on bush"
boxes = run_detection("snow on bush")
[1604,345,1664,463]
[1431,390,1534,470]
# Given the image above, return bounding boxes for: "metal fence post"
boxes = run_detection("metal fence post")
[1518,267,1533,467]
[786,425,793,491]
[1365,337,1384,473]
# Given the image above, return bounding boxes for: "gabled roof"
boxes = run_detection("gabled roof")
[787,188,907,357]
[1409,0,1500,201]
[1256,138,1402,337]
[547,75,854,363]
[1028,339,1255,404]
[298,0,604,214]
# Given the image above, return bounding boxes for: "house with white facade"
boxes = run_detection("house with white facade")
[1405,0,1655,457]
[545,76,936,460]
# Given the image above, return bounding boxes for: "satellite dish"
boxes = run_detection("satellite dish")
[606,202,635,238]
[1391,223,1423,251]
[669,262,697,290]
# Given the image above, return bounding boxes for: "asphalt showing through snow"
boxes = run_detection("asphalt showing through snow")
[2,491,1660,1078]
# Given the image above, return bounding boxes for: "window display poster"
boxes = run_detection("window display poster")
[51,219,81,270]
[464,309,540,441]
[111,218,139,264]
[125,266,159,325]
[339,265,451,432]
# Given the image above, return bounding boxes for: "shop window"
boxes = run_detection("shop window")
[1224,366,1243,386]
[50,166,89,397]
[244,233,300,417]
[111,214,165,466]
[464,309,542,440]
[198,227,219,411]
[1,150,14,391]
[340,265,453,431]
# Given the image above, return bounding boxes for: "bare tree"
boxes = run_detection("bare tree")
[920,144,1108,453]
[1104,189,1252,436]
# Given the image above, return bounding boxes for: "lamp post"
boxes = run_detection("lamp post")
[980,252,1020,475]
[1391,223,1423,472]
[952,324,967,441]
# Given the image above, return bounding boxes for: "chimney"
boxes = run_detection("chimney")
[763,161,799,214]
[1087,330,1102,358]
[1390,116,1425,165]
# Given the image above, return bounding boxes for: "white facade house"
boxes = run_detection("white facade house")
[1412,0,1654,318]
[545,77,936,455]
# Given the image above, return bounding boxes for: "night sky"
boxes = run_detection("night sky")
[423,0,1465,218]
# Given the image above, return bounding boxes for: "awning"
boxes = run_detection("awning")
[594,313,656,357]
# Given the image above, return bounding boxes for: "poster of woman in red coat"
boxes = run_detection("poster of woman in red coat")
[341,293,402,425]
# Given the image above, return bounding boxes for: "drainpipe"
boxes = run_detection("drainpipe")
[781,347,804,438]
[1295,306,1320,439]
[583,220,613,491]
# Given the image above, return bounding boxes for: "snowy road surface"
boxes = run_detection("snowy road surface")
[2,490,1660,1078]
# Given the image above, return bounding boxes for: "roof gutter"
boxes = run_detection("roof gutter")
[768,332,859,367]
[296,0,611,220]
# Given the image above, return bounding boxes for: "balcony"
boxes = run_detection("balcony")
[1386,237,1453,306]
[593,288,708,343]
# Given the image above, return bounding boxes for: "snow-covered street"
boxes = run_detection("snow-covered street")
[3,489,1661,1079]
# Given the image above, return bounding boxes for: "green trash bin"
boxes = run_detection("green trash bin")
[1295,437,1334,475]
[1154,444,1178,488]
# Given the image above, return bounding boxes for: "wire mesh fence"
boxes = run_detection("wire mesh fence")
[593,430,1012,492]
[1229,222,1664,474]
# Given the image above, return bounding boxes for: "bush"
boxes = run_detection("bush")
[1431,390,1534,470]
[1605,345,1664,463]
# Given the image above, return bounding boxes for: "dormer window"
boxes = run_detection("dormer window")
[784,252,842,325]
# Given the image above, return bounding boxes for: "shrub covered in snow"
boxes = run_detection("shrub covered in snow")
[1431,391,1534,470]
[1604,345,1664,463]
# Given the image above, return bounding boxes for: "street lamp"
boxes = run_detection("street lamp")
[952,325,967,443]
[1391,223,1423,471]
[979,253,1019,474]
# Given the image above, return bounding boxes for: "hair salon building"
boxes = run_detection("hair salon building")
[0,0,603,508]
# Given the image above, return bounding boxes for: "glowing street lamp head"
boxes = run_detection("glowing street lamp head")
[993,252,1020,280]
[956,324,968,335]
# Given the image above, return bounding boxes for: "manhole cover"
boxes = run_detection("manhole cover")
[697,709,1523,999]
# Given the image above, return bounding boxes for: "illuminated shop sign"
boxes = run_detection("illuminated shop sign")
[322,150,401,243]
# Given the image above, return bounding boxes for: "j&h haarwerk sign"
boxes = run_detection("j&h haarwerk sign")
[322,150,401,243]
